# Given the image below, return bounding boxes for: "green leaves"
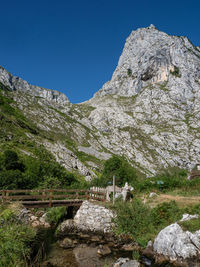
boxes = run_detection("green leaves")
[99,155,138,187]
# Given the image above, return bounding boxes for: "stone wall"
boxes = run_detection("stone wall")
[59,201,115,234]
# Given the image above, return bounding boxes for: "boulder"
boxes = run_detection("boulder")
[180,213,199,222]
[153,223,200,264]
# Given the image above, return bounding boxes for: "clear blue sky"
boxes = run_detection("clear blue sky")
[0,0,199,103]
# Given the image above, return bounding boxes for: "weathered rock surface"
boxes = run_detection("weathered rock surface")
[18,208,50,228]
[180,213,199,222]
[1,25,200,175]
[113,257,140,267]
[59,201,115,234]
[153,223,200,265]
[0,66,69,105]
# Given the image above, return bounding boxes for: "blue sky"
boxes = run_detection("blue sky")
[0,0,199,103]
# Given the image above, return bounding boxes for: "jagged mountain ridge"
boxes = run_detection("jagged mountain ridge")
[1,25,200,177]
[0,66,69,104]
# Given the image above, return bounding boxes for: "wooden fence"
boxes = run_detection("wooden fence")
[0,189,106,208]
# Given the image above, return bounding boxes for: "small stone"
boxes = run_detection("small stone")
[97,245,111,256]
[31,221,40,228]
[149,192,158,198]
[59,237,76,249]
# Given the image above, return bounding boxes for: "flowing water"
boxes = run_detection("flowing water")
[42,242,122,267]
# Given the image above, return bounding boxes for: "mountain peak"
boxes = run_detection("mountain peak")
[148,24,156,29]
[93,26,200,101]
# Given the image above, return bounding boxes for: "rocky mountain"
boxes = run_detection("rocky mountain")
[1,25,200,178]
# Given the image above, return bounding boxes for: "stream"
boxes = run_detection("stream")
[41,242,129,267]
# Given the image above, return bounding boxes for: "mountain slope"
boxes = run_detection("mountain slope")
[1,25,200,176]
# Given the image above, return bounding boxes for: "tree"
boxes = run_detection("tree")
[3,150,25,171]
[100,155,138,187]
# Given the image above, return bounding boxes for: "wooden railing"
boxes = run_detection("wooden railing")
[0,189,106,208]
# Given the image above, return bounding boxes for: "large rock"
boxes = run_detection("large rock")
[153,223,200,264]
[58,201,115,234]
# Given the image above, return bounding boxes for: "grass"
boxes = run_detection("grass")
[180,217,200,232]
[0,203,36,266]
[145,193,200,209]
[111,199,184,247]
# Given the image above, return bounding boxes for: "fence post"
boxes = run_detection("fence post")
[6,191,9,202]
[2,190,5,203]
[49,191,53,207]
[113,175,116,205]
[42,191,46,201]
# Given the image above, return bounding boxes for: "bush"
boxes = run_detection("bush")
[3,150,25,171]
[45,207,67,224]
[150,201,182,228]
[113,198,154,246]
[180,217,200,232]
[137,167,188,193]
[0,223,35,266]
[0,205,36,266]
[96,155,139,187]
[113,199,184,247]
[170,65,181,78]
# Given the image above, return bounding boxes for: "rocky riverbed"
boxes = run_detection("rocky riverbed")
[17,200,200,266]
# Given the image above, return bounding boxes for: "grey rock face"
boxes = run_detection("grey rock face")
[0,66,69,104]
[2,25,200,176]
[74,200,114,233]
[153,223,200,261]
[85,26,200,173]
[94,25,200,99]
[59,201,115,234]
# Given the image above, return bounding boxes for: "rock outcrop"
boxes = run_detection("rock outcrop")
[94,24,200,98]
[152,223,200,266]
[0,66,69,105]
[59,201,114,234]
[1,25,200,176]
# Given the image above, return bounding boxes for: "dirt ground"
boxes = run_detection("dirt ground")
[143,194,200,208]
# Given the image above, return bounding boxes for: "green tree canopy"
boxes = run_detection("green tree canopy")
[99,155,139,187]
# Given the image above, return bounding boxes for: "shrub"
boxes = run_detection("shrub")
[3,150,25,171]
[0,205,36,266]
[180,217,200,232]
[98,155,138,187]
[113,199,184,247]
[150,201,182,228]
[127,68,132,76]
[113,198,154,246]
[136,167,188,193]
[45,207,67,224]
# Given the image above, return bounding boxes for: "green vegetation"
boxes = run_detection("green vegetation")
[0,204,36,267]
[136,167,188,193]
[127,68,132,77]
[91,155,140,187]
[0,149,79,189]
[180,217,200,232]
[170,66,181,78]
[45,207,67,224]
[113,199,199,247]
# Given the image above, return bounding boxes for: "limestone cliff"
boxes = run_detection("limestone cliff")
[1,25,200,176]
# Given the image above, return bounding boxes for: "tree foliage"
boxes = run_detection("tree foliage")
[0,150,78,190]
[93,155,139,187]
